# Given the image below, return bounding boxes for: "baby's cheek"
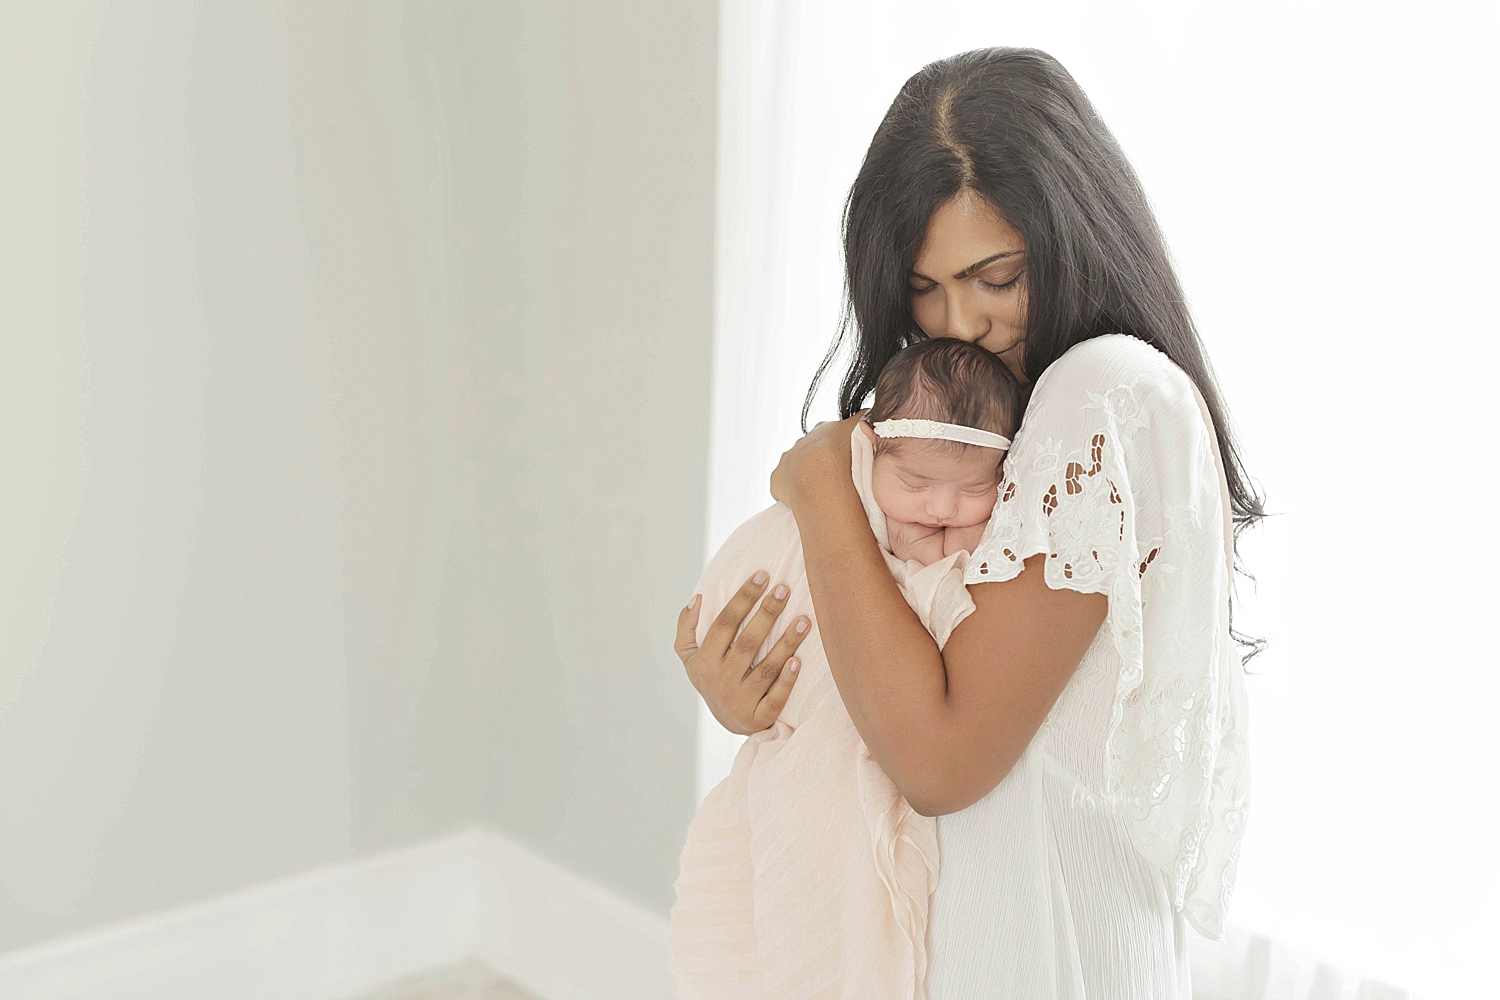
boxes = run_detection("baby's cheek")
[871,479,918,523]
[956,493,997,527]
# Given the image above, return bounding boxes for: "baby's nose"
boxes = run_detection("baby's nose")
[927,489,959,519]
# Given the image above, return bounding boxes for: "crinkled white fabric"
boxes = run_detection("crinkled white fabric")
[928,334,1250,1000]
[670,426,975,1000]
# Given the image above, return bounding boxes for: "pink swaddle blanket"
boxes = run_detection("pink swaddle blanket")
[669,426,978,1000]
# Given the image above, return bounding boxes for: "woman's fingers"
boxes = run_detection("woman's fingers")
[731,583,794,669]
[680,576,801,735]
[752,651,804,730]
[743,612,811,683]
[674,594,702,666]
[699,572,770,660]
[746,615,811,729]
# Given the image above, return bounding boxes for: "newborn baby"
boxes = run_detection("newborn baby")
[862,337,1022,565]
[670,336,1023,1000]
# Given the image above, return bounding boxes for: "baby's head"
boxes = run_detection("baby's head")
[864,338,1022,530]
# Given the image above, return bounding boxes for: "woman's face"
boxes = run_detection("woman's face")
[908,190,1029,384]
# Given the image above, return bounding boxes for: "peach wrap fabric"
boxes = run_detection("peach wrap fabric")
[669,426,978,1000]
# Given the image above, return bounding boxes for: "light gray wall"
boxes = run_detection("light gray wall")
[0,0,713,950]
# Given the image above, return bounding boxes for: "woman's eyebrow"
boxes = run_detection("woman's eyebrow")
[953,250,1023,280]
[909,249,1024,283]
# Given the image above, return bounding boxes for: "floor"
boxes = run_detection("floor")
[340,959,542,1000]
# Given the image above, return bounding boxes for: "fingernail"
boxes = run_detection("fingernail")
[795,618,808,634]
[752,571,768,586]
[687,594,700,611]
[773,585,788,600]
[788,658,800,673]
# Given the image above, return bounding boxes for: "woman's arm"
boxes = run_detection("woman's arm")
[773,417,1106,816]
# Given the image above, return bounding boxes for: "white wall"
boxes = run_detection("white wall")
[706,2,1498,996]
[0,0,715,951]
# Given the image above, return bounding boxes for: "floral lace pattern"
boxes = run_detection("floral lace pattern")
[964,335,1251,940]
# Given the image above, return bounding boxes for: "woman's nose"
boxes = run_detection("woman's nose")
[944,291,989,343]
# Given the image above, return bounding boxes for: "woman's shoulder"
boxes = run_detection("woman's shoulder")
[1032,334,1190,402]
[1024,334,1202,439]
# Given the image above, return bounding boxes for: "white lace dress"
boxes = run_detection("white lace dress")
[925,334,1250,999]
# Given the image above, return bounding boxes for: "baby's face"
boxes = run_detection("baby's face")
[869,440,1002,530]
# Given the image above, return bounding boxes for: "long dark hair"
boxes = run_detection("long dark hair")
[805,48,1265,603]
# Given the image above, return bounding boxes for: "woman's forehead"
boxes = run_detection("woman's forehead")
[914,191,1025,275]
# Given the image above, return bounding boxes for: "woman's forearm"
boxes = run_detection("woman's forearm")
[772,421,1103,814]
[790,462,956,806]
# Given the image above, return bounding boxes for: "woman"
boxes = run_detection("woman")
[676,48,1255,998]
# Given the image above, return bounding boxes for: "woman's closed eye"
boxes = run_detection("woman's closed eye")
[977,267,1024,292]
[908,273,1020,295]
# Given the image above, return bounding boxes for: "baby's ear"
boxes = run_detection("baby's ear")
[858,420,877,443]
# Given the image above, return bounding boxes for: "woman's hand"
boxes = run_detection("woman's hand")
[675,573,812,736]
[769,413,865,510]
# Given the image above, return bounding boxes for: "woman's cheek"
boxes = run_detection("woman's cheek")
[909,293,941,338]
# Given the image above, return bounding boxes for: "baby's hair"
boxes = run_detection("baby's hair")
[866,338,1022,456]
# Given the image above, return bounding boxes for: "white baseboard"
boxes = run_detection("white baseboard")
[471,834,671,1000]
[0,826,672,1000]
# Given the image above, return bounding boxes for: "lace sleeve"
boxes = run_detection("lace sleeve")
[965,335,1251,940]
